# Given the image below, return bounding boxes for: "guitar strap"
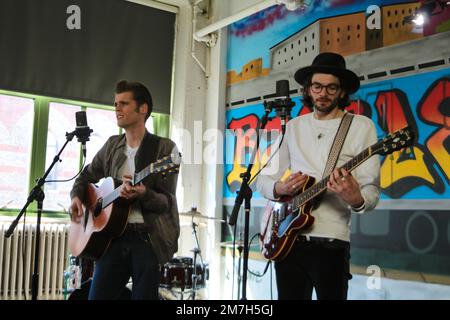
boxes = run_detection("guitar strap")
[135,132,162,173]
[322,112,354,179]
[311,112,353,209]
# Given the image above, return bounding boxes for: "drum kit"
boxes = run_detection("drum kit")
[159,207,225,300]
[66,207,225,300]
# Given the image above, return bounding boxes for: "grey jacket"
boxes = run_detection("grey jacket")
[70,130,180,264]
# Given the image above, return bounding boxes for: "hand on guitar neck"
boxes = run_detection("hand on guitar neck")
[274,172,308,198]
[119,174,146,200]
[326,168,364,208]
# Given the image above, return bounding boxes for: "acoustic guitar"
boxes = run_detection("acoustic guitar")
[259,126,415,261]
[69,153,181,260]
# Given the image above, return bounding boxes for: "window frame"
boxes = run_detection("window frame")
[0,89,170,217]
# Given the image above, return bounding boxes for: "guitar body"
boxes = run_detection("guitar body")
[68,177,130,260]
[68,153,181,260]
[260,175,316,261]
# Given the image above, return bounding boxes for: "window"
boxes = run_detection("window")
[146,116,155,134]
[44,104,119,211]
[0,94,34,210]
[44,103,83,211]
[85,107,120,165]
[0,89,167,215]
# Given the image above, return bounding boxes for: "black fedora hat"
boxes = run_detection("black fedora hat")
[294,52,360,94]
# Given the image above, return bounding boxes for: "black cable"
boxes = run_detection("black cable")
[248,133,285,185]
[247,232,271,278]
[45,155,86,183]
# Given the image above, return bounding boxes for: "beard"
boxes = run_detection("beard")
[313,96,340,114]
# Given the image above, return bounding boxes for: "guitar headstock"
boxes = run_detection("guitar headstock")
[134,153,182,184]
[372,126,415,156]
[152,153,181,175]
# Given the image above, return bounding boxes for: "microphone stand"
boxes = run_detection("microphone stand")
[228,101,273,300]
[228,93,295,300]
[5,128,89,300]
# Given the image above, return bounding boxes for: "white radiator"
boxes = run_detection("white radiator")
[0,222,69,300]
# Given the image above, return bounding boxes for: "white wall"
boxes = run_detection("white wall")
[142,0,231,299]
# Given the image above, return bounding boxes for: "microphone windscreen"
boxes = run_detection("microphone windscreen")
[276,80,290,97]
[75,111,88,128]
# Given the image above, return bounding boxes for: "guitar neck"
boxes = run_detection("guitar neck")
[134,163,155,185]
[100,163,155,209]
[102,188,122,209]
[293,146,374,208]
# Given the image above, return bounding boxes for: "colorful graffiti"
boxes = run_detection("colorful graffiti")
[227,0,414,72]
[417,78,450,183]
[224,71,450,202]
[228,0,386,38]
[230,5,304,38]
[374,84,447,198]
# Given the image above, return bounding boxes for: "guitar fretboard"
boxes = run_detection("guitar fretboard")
[292,146,373,209]
[102,188,121,209]
[135,163,154,185]
[100,157,174,209]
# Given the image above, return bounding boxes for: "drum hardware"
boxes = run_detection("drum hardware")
[179,206,226,223]
[160,207,218,300]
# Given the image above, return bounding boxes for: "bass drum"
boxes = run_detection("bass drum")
[160,256,209,290]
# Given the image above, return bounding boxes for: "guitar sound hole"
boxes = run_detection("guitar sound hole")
[84,207,89,228]
[93,198,103,218]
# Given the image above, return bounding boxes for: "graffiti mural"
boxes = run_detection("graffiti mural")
[224,0,450,279]
[225,70,450,201]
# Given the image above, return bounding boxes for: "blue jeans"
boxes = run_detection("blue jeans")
[88,227,160,300]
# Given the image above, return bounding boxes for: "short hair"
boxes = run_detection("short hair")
[300,74,351,110]
[115,80,153,120]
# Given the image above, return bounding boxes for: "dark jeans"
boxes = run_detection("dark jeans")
[275,237,351,300]
[88,226,160,300]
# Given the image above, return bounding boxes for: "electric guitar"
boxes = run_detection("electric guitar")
[69,153,181,260]
[259,126,415,261]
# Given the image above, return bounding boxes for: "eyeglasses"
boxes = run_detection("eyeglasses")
[310,82,341,95]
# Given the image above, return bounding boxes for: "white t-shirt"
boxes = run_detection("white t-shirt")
[117,144,144,224]
[256,112,381,242]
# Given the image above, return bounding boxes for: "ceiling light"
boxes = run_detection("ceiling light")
[404,0,449,26]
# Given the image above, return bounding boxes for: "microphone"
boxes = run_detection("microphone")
[74,111,93,157]
[276,79,290,98]
[274,80,294,135]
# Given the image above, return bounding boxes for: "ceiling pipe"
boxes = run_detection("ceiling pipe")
[192,1,218,48]
[192,1,210,75]
[194,0,309,46]
[195,0,277,41]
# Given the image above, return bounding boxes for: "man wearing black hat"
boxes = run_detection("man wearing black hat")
[69,80,180,299]
[257,52,380,300]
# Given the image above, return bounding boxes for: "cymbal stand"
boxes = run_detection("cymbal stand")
[190,214,205,300]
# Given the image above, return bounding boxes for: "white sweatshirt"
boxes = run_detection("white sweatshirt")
[256,112,381,242]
